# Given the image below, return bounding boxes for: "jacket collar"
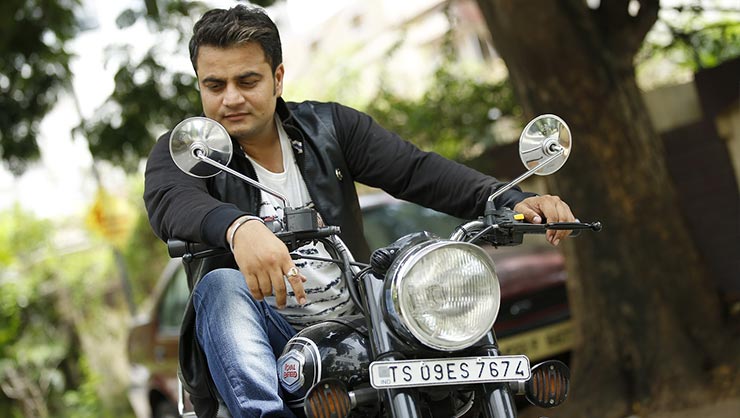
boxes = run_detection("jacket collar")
[275,97,304,155]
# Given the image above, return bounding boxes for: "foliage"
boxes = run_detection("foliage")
[0,0,80,174]
[79,50,202,172]
[79,0,208,172]
[637,3,740,77]
[366,64,520,160]
[0,207,132,417]
[285,42,370,110]
[79,1,281,171]
[364,13,521,161]
[121,179,171,307]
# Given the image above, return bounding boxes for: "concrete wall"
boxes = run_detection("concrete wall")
[643,58,740,299]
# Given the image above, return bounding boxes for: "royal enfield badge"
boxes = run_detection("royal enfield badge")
[278,351,305,393]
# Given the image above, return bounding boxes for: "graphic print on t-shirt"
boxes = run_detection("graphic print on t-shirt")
[243,117,355,327]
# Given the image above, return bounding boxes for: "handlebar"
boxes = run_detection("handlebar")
[166,225,342,260]
[275,226,341,252]
[167,239,223,259]
[452,215,601,246]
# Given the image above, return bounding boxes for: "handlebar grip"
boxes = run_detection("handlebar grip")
[166,239,214,258]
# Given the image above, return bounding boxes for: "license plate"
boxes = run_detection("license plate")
[369,355,530,389]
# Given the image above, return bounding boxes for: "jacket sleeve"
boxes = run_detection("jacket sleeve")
[143,131,248,248]
[331,103,535,220]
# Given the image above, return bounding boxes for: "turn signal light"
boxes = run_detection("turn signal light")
[304,379,351,418]
[524,360,570,408]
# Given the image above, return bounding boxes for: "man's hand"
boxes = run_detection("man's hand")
[227,217,307,309]
[513,195,575,246]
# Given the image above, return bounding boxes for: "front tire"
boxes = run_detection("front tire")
[152,399,179,418]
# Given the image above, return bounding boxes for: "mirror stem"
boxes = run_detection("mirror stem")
[488,148,564,202]
[194,149,291,208]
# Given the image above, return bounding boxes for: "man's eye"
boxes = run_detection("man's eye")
[206,84,223,91]
[240,80,257,87]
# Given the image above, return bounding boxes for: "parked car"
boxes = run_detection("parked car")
[128,193,572,417]
[128,260,189,418]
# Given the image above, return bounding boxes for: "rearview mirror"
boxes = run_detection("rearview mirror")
[489,114,572,203]
[518,114,571,175]
[170,116,232,178]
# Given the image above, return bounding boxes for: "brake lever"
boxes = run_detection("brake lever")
[542,221,602,237]
[500,220,602,233]
[486,220,601,245]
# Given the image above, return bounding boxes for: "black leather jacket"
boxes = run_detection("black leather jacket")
[143,98,534,416]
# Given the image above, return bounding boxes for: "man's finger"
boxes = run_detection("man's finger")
[284,266,307,305]
[244,273,264,301]
[514,201,543,224]
[256,270,273,299]
[273,273,287,309]
[550,200,576,244]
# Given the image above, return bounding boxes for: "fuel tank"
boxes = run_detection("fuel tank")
[277,315,371,407]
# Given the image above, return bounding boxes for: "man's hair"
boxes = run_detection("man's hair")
[189,5,282,74]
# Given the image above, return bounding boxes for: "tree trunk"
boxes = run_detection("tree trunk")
[475,0,738,416]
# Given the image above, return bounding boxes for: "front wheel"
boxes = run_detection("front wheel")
[152,399,179,418]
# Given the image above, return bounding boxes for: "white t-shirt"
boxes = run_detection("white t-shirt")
[243,118,355,327]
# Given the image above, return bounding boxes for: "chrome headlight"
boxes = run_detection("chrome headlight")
[384,240,501,351]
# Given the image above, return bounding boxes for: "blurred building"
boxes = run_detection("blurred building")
[275,0,503,103]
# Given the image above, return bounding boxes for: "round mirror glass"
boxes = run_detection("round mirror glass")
[169,117,233,178]
[518,114,571,175]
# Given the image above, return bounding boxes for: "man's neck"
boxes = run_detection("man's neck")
[238,122,284,173]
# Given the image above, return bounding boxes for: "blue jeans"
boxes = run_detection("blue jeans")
[193,268,298,418]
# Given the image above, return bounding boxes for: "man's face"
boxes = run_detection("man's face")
[196,42,284,143]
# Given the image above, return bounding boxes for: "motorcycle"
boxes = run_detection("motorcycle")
[165,114,601,418]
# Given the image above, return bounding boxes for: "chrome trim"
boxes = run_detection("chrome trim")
[178,378,186,416]
[488,148,564,202]
[449,220,487,241]
[293,336,322,387]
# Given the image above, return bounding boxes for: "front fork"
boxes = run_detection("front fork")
[360,275,518,418]
[477,343,518,418]
[481,385,517,418]
[361,273,423,417]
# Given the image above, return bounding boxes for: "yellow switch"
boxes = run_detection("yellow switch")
[514,213,525,221]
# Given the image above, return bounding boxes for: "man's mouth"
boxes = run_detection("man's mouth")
[224,113,248,121]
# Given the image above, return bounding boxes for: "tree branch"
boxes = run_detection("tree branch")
[597,0,660,60]
[632,0,660,49]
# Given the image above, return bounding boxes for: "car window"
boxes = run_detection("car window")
[157,266,189,336]
[361,199,554,256]
[362,202,464,251]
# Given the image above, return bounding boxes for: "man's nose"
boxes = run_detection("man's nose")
[223,84,245,106]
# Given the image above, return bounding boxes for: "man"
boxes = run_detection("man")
[144,5,575,418]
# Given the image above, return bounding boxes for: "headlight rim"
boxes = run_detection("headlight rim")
[384,240,501,352]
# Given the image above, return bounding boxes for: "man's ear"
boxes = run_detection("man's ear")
[274,63,285,96]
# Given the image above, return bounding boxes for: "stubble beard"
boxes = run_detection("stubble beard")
[226,117,275,146]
